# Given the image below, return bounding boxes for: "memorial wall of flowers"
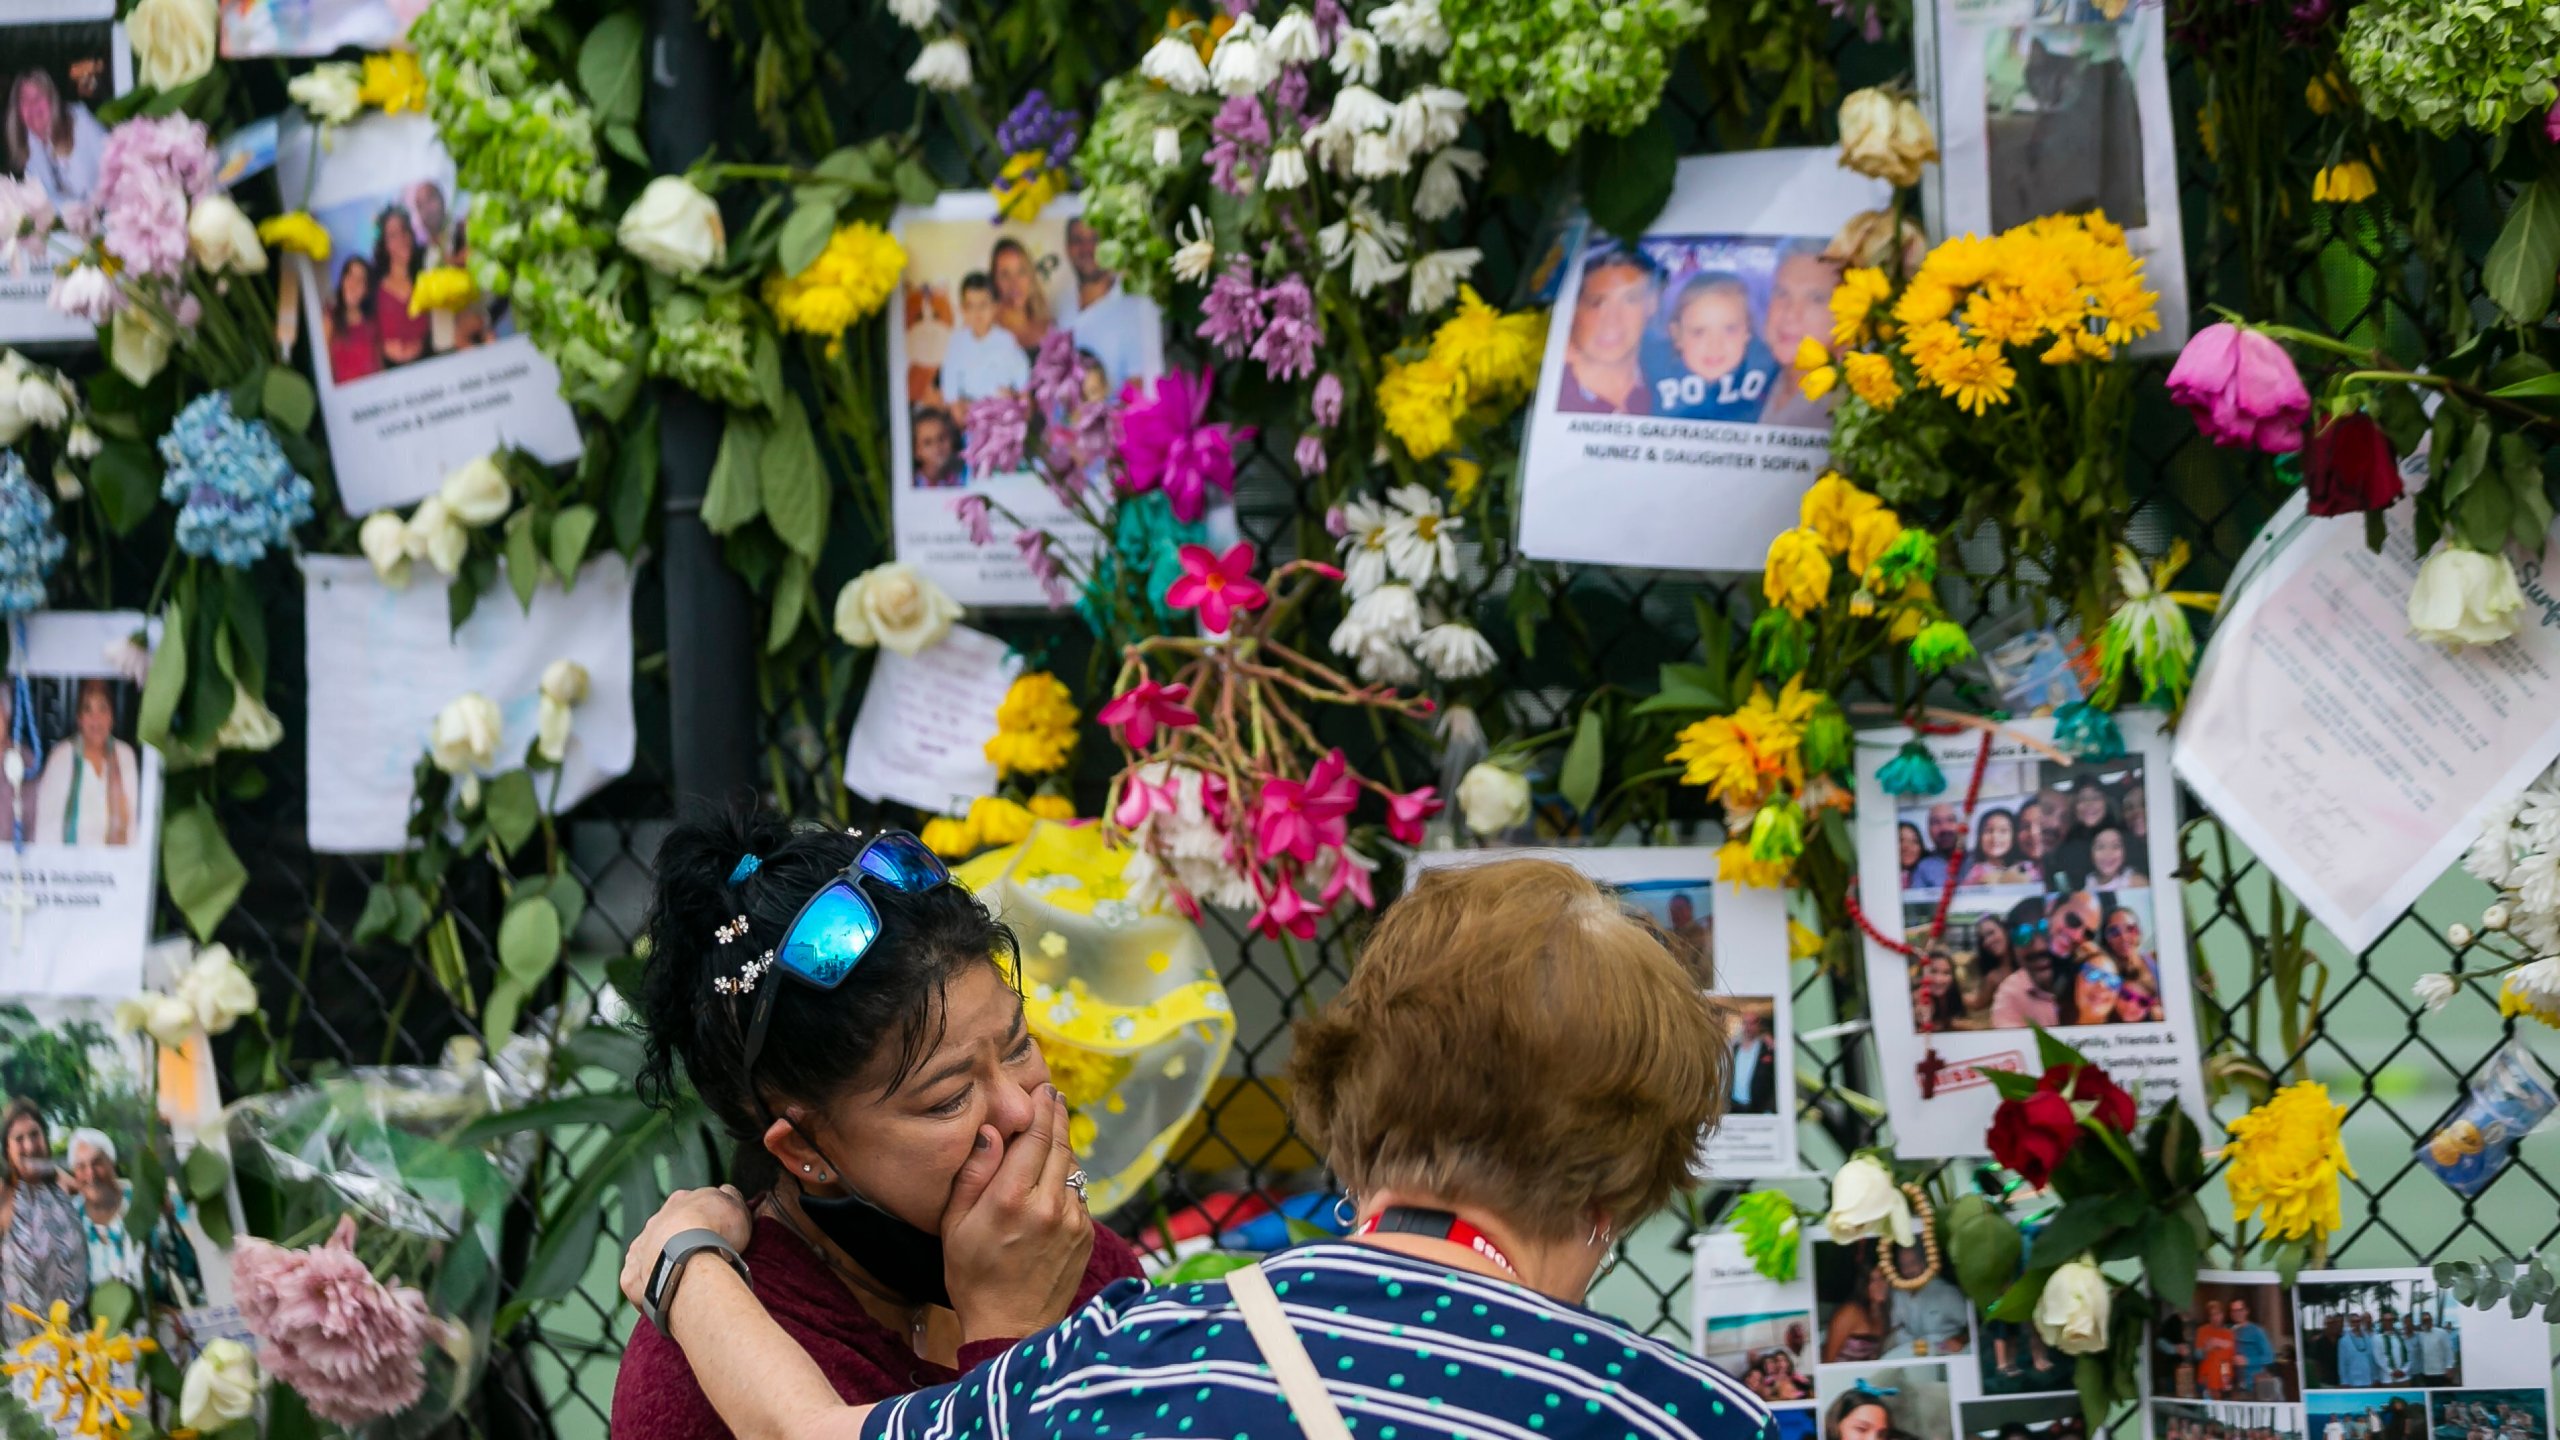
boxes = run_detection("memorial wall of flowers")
[0,0,2551,1433]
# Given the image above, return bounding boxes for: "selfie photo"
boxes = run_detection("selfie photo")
[1701,1309,1815,1402]
[1550,233,1840,425]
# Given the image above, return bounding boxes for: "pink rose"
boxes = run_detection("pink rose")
[2165,322,2310,454]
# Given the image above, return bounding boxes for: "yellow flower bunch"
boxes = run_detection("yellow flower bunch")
[1668,677,1818,811]
[4,1300,153,1438]
[2223,1080,2356,1243]
[1716,839,1791,888]
[985,672,1081,778]
[257,212,331,261]
[765,222,908,357]
[358,51,427,114]
[1446,457,1484,507]
[1377,354,1468,459]
[1380,288,1549,459]
[2313,161,2377,204]
[407,266,477,315]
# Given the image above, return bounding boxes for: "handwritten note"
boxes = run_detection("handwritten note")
[2175,497,2560,952]
[842,625,1022,814]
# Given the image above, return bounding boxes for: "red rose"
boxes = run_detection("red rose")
[2039,1062,2137,1134]
[1987,1088,2080,1186]
[2304,413,2402,517]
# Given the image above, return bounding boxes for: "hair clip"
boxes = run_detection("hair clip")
[728,854,762,886]
[715,914,750,945]
[714,949,775,997]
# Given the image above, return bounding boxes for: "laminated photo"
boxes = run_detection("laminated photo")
[2152,1398,2307,1440]
[1855,712,2206,1156]
[1516,149,1891,574]
[887,192,1170,607]
[274,114,582,514]
[0,1,129,347]
[1819,1362,1957,1440]
[0,610,163,998]
[1914,0,2189,353]
[1693,1230,1818,1411]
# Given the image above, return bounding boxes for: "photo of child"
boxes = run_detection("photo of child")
[1818,1364,1954,1440]
[1551,233,1839,427]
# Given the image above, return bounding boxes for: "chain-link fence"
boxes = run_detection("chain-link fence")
[203,6,2546,1438]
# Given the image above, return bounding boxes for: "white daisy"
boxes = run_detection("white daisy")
[1316,189,1409,298]
[2411,972,2457,1011]
[2513,848,2560,918]
[1383,483,1460,584]
[1335,495,1393,596]
[2510,955,2560,1005]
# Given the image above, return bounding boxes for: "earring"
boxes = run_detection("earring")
[1587,1221,1613,1248]
[1333,1194,1358,1227]
[802,1164,812,1173]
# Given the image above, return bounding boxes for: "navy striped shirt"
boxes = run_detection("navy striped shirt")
[861,1241,1777,1440]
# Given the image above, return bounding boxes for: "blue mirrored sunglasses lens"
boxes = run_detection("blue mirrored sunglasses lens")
[858,833,950,893]
[776,880,881,989]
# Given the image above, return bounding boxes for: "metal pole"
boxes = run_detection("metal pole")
[648,0,757,807]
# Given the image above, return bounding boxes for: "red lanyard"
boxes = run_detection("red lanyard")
[1357,1206,1518,1277]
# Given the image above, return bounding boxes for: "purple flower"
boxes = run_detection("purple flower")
[1118,369,1255,523]
[1196,260,1267,358]
[954,493,997,545]
[1274,66,1311,119]
[1312,0,1346,39]
[1312,373,1345,428]
[964,390,1034,475]
[996,90,1081,164]
[1047,399,1113,475]
[1251,274,1322,382]
[1206,95,1271,197]
[95,114,216,281]
[1016,528,1069,606]
[1030,328,1087,414]
[2549,96,2560,146]
[1295,434,1328,476]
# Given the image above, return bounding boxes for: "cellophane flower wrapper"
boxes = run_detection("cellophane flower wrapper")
[221,1030,548,1439]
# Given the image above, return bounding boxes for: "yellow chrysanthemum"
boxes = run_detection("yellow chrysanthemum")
[1446,457,1484,508]
[407,266,476,315]
[1717,838,1791,888]
[1429,286,1546,397]
[1846,508,1904,580]
[1763,526,1832,617]
[1799,471,1880,555]
[1842,350,1903,410]
[2313,161,2377,204]
[1377,353,1469,459]
[1667,679,1816,809]
[3,1300,153,1438]
[256,211,331,261]
[984,671,1080,778]
[1925,342,2016,414]
[2222,1080,2355,1243]
[1035,1035,1133,1107]
[1830,266,1893,347]
[1027,793,1078,823]
[920,814,979,859]
[358,51,427,114]
[765,222,908,355]
[969,795,1037,848]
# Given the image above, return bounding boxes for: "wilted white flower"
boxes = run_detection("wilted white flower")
[1266,7,1324,63]
[115,992,196,1050]
[1415,622,1496,680]
[1153,125,1183,167]
[1383,484,1460,584]
[1351,131,1410,180]
[173,943,259,1034]
[1265,142,1309,191]
[438,453,513,527]
[1414,146,1483,223]
[403,497,469,578]
[1331,582,1423,656]
[429,692,503,806]
[1371,0,1452,54]
[1209,19,1278,96]
[1171,207,1217,284]
[13,375,66,430]
[904,36,973,92]
[1329,25,1380,84]
[1407,246,1480,313]
[1316,189,1408,297]
[287,61,362,124]
[359,510,412,588]
[1354,634,1423,686]
[1455,762,1529,835]
[65,423,100,460]
[535,657,589,763]
[1825,1155,1914,1245]
[1140,33,1212,94]
[186,194,267,275]
[2412,972,2458,1012]
[1310,84,1396,172]
[1392,87,1469,154]
[1334,496,1392,597]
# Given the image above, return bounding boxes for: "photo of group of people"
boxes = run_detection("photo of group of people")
[1899,756,2160,1033]
[2156,1400,2306,1440]
[897,212,1162,490]
[2154,1282,2301,1403]
[2311,1393,2431,1440]
[303,176,496,384]
[1816,1236,1975,1364]
[1703,1309,1816,1402]
[2431,1392,2548,1440]
[1552,234,1839,426]
[2298,1281,2464,1390]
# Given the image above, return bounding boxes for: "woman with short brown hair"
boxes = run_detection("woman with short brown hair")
[621,856,1765,1440]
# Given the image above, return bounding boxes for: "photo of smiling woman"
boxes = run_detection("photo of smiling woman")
[34,676,137,847]
[1819,1365,1954,1440]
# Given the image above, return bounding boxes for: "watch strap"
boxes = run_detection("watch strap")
[647,1227,749,1336]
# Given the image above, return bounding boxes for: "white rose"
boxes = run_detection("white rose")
[438,454,513,527]
[904,37,972,93]
[403,497,469,577]
[540,658,590,707]
[617,176,726,277]
[2032,1258,2112,1355]
[109,309,171,387]
[212,686,284,755]
[2408,546,2525,647]
[1825,1154,1915,1246]
[14,375,65,430]
[1454,762,1530,836]
[174,944,259,1034]
[114,992,196,1050]
[833,561,961,655]
[186,194,267,276]
[429,692,504,779]
[179,1338,261,1432]
[128,0,218,92]
[288,62,363,124]
[1836,87,1936,188]
[359,510,413,588]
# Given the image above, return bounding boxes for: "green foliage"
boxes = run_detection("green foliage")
[2435,1253,2560,1320]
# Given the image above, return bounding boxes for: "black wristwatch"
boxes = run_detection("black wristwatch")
[645,1228,750,1336]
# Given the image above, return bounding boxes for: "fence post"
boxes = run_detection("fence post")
[646,0,757,807]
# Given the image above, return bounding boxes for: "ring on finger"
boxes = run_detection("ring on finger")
[1064,1168,1089,1203]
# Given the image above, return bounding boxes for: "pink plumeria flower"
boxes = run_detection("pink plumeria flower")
[1164,542,1270,636]
[1384,785,1442,845]
[1251,879,1320,940]
[1096,679,1199,751]
[1319,846,1377,909]
[1114,772,1174,829]
[1253,748,1358,864]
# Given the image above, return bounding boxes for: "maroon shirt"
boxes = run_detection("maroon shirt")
[612,1213,1145,1440]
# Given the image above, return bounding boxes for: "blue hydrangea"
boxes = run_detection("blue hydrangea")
[0,452,62,614]
[158,392,314,568]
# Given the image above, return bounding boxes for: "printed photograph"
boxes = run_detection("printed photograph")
[1818,1363,1954,1440]
[1722,997,1780,1115]
[307,178,499,385]
[2298,1280,2463,1389]
[1,18,115,211]
[1981,15,2149,232]
[1616,876,1717,983]
[2155,1399,2308,1440]
[2154,1282,2301,1403]
[14,671,144,848]
[1962,1394,2090,1440]
[2429,1390,2546,1440]
[1551,233,1839,425]
[1701,1309,1814,1402]
[1977,1307,2074,1395]
[899,211,1162,489]
[2309,1391,2430,1440]
[219,0,434,58]
[1816,1237,1972,1363]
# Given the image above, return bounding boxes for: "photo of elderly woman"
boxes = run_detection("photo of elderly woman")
[1,21,113,211]
[33,675,139,847]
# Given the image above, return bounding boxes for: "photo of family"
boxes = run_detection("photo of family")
[1818,1364,1954,1440]
[2430,1391,2546,1440]
[1962,1395,2091,1440]
[2310,1391,2430,1440]
[1550,234,1838,426]
[1816,1237,1972,1363]
[1,18,113,213]
[1702,1309,1815,1402]
[303,178,497,385]
[2154,1282,2302,1402]
[2156,1400,2307,1440]
[2299,1280,2464,1390]
[897,211,1162,490]
[1982,9,2148,232]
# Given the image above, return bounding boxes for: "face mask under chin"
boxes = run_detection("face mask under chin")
[795,1135,953,1310]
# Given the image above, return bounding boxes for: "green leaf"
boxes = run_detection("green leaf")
[1629,661,1728,716]
[1559,708,1606,812]
[89,437,162,536]
[2076,1352,2115,1434]
[549,874,588,937]
[516,1191,605,1305]
[137,601,186,751]
[611,407,660,554]
[2483,178,2560,326]
[505,510,543,611]
[893,159,942,207]
[761,395,826,561]
[484,769,540,855]
[768,552,811,653]
[2143,1210,2201,1309]
[604,121,648,167]
[777,201,837,278]
[1507,566,1550,659]
[562,1022,644,1079]
[1989,1264,2056,1321]
[1578,111,1678,243]
[1979,1068,2041,1099]
[814,147,879,189]
[391,884,432,944]
[701,412,766,534]
[482,970,528,1048]
[577,12,646,125]
[89,1280,137,1334]
[352,883,399,943]
[2491,372,2560,399]
[750,327,785,414]
[2032,1026,2091,1073]
[181,1143,229,1201]
[162,802,245,941]
[458,1090,648,1144]
[262,367,316,434]
[2025,1192,2142,1270]
[1945,1193,2024,1308]
[497,894,563,987]
[550,504,600,583]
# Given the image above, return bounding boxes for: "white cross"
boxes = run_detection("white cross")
[1,872,33,952]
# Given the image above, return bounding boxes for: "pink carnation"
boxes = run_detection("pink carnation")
[232,1215,439,1427]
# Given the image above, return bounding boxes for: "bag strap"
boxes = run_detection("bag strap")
[1226,1262,1355,1440]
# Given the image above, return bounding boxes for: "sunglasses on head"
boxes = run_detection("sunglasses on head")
[737,830,955,1085]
